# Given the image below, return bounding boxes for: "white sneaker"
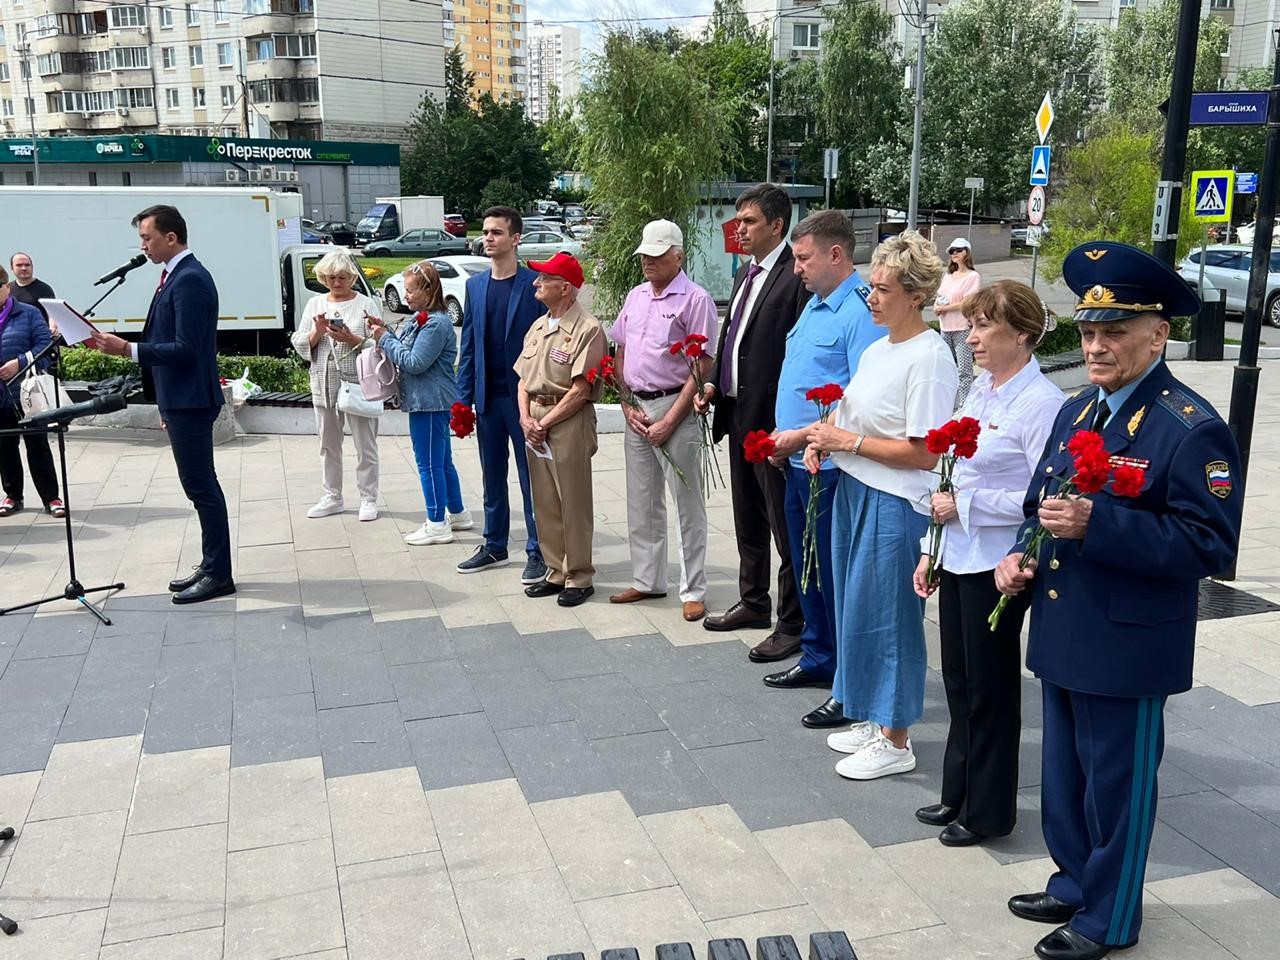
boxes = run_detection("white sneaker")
[447,508,474,531]
[358,499,378,522]
[405,519,454,545]
[827,721,881,754]
[835,736,916,781]
[307,495,344,519]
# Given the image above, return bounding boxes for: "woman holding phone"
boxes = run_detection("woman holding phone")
[291,252,384,522]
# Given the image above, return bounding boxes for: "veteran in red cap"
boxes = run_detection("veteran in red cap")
[513,252,606,606]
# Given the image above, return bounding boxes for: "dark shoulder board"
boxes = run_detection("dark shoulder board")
[853,284,871,308]
[1156,387,1215,430]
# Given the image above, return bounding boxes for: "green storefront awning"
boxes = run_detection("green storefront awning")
[1,134,400,166]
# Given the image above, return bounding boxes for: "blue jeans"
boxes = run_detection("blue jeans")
[784,465,838,680]
[408,411,464,523]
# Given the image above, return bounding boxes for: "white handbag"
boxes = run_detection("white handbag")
[19,368,71,417]
[336,379,384,418]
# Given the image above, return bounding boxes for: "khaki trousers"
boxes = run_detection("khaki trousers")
[315,402,380,501]
[623,393,707,602]
[528,399,598,587]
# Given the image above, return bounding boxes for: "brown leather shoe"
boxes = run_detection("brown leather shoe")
[747,631,803,662]
[682,601,706,622]
[609,587,667,604]
[702,601,772,632]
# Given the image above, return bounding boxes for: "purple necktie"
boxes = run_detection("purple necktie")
[720,262,764,396]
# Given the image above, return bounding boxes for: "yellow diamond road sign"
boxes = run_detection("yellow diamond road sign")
[1036,92,1054,145]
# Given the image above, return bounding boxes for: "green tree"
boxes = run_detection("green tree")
[445,45,475,113]
[577,32,735,316]
[542,83,583,172]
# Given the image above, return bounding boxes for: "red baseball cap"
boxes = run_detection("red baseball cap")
[529,251,584,289]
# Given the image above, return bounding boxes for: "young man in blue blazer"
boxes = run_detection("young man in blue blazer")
[455,206,546,584]
[90,204,234,604]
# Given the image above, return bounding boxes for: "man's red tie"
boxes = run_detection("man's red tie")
[155,268,169,297]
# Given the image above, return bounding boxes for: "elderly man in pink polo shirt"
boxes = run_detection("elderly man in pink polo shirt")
[608,220,718,623]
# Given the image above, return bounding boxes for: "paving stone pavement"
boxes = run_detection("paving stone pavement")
[0,360,1278,959]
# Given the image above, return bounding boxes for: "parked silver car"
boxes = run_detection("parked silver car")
[1179,244,1280,327]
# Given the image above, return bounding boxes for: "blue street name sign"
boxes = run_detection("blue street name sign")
[1189,91,1270,126]
[1237,172,1258,194]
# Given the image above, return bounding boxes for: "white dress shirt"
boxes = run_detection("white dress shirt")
[724,240,787,398]
[929,358,1065,573]
[130,249,193,362]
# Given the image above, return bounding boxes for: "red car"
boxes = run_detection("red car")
[443,214,468,237]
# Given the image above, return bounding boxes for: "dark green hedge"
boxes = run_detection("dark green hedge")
[58,346,311,393]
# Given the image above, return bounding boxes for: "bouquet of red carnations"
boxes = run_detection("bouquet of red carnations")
[670,334,723,494]
[450,402,476,439]
[800,384,844,593]
[587,355,686,484]
[922,416,982,588]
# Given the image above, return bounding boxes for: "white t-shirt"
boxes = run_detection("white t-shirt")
[830,329,958,514]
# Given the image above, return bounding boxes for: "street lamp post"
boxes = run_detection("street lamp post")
[903,1,931,231]
[15,39,41,185]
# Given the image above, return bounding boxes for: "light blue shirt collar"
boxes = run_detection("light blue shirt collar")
[1096,356,1162,421]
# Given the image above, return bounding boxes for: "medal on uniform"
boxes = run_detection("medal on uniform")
[549,348,571,365]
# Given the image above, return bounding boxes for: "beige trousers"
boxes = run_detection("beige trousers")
[528,400,598,588]
[315,403,380,501]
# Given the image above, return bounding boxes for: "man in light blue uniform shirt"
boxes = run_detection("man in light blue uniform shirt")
[766,211,885,727]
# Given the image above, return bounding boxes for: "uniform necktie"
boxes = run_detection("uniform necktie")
[1092,398,1111,431]
[719,262,764,396]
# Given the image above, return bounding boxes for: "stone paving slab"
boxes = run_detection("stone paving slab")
[0,362,1276,957]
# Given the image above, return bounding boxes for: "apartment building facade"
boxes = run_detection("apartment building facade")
[440,0,526,103]
[526,21,579,123]
[0,0,445,145]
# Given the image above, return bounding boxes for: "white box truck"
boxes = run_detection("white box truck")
[355,195,445,246]
[3,185,372,354]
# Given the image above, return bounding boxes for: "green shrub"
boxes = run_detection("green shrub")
[58,347,138,382]
[1035,315,1192,358]
[58,346,310,393]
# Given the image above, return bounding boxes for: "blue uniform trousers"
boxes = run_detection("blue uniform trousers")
[783,465,837,679]
[476,394,539,558]
[1041,679,1165,948]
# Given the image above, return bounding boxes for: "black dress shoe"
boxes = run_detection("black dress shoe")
[915,803,958,826]
[525,581,565,598]
[703,601,771,632]
[557,586,594,607]
[1035,925,1128,960]
[172,575,236,605]
[168,567,205,593]
[763,664,830,689]
[747,631,803,662]
[801,697,846,728]
[1009,892,1079,925]
[939,823,986,847]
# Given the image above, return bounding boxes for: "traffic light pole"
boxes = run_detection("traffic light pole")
[1151,0,1202,265]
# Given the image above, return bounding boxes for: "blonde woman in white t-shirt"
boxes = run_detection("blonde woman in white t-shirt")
[290,251,384,522]
[803,231,958,782]
[933,238,981,407]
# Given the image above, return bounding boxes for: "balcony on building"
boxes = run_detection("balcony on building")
[242,0,316,36]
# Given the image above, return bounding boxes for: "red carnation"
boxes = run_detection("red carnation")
[925,428,952,455]
[1067,429,1105,458]
[415,311,429,327]
[743,429,776,464]
[585,368,598,384]
[686,334,709,345]
[953,438,979,459]
[1111,465,1146,498]
[669,341,683,355]
[685,342,705,359]
[1072,450,1111,494]
[449,402,476,439]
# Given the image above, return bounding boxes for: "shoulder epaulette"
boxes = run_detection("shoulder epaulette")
[1156,387,1214,430]
[853,284,871,308]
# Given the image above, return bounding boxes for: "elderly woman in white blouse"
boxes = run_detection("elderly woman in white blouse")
[911,279,1064,847]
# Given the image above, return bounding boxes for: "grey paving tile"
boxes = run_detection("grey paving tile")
[388,659,481,721]
[164,611,236,645]
[235,606,307,644]
[813,766,946,849]
[231,691,322,767]
[1143,817,1232,883]
[637,679,765,750]
[12,614,96,660]
[145,638,234,753]
[57,634,162,743]
[523,626,618,681]
[233,637,314,701]
[311,650,396,711]
[0,654,84,713]
[316,700,412,778]
[1165,729,1280,827]
[978,787,1050,865]
[1158,791,1278,893]
[451,621,539,675]
[406,711,512,790]
[688,739,834,830]
[468,667,574,731]
[305,611,382,657]
[0,704,64,774]
[496,720,618,802]
[376,615,455,665]
[1168,686,1280,762]
[96,608,170,639]
[554,673,666,741]
[600,633,716,687]
[591,729,723,816]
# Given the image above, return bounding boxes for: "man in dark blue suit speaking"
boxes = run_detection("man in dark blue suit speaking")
[455,206,546,584]
[90,205,234,604]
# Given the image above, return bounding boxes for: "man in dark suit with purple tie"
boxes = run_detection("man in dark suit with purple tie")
[89,204,233,604]
[697,183,811,657]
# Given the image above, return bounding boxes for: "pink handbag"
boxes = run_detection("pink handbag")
[357,345,400,405]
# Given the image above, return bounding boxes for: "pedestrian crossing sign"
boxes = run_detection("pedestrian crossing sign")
[1191,170,1234,223]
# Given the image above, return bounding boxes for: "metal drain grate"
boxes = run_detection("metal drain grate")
[1198,579,1280,621]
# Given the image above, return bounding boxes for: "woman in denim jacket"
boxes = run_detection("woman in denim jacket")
[368,261,472,545]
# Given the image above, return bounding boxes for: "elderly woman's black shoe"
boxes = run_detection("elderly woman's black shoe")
[915,803,957,826]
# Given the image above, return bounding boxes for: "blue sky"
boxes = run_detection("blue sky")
[525,0,715,52]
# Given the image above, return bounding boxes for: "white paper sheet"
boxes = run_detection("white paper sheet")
[39,300,100,346]
[526,440,553,460]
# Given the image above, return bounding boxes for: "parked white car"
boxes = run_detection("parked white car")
[1178,244,1280,327]
[382,255,491,326]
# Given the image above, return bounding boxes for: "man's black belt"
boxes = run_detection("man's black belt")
[631,386,684,401]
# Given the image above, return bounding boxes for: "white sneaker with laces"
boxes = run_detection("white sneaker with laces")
[405,519,454,545]
[447,508,474,531]
[307,495,344,519]
[835,736,916,781]
[358,499,378,522]
[827,721,881,755]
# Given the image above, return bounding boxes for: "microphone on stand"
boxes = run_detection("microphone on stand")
[93,254,148,287]
[22,392,127,427]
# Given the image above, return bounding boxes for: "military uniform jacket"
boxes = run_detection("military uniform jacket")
[513,301,606,404]
[1017,361,1242,698]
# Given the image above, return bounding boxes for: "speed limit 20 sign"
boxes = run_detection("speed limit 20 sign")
[1027,186,1046,225]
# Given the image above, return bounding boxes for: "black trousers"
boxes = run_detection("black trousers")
[938,567,1029,836]
[165,407,233,580]
[725,400,802,633]
[0,400,60,506]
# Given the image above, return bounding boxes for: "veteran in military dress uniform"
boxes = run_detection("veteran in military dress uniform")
[514,252,606,607]
[996,242,1243,960]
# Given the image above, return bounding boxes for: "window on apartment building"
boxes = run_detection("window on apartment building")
[19,61,30,81]
[71,12,110,36]
[120,87,154,108]
[193,86,207,108]
[793,23,820,49]
[1,99,12,118]
[24,97,37,116]
[1209,0,1233,7]
[187,4,200,26]
[215,0,230,22]
[109,5,147,28]
[160,7,174,27]
[113,47,150,70]
[271,33,317,58]
[166,88,181,109]
[248,38,273,60]
[163,47,177,69]
[36,54,61,76]
[298,78,318,101]
[190,45,203,67]
[221,85,236,107]
[218,42,235,67]
[0,26,5,44]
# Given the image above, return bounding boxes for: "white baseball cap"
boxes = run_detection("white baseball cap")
[634,219,684,257]
[948,237,972,250]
